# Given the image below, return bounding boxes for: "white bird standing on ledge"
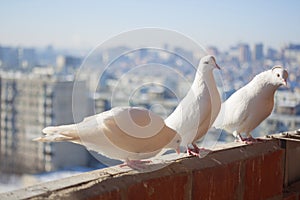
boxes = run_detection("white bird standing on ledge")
[165,55,221,156]
[33,107,181,169]
[214,66,288,143]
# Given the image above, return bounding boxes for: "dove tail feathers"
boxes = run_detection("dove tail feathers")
[33,124,80,143]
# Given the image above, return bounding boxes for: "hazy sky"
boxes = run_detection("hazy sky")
[1,0,300,51]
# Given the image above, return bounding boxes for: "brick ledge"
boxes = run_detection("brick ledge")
[0,139,285,200]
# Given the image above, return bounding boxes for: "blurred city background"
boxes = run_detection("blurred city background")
[1,0,300,193]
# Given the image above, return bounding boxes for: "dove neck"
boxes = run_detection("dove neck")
[250,75,278,97]
[192,70,216,90]
[260,84,278,97]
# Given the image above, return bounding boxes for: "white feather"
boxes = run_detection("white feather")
[165,55,221,147]
[214,66,288,138]
[34,107,181,161]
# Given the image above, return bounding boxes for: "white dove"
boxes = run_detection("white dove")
[33,107,181,169]
[214,65,288,143]
[165,55,221,156]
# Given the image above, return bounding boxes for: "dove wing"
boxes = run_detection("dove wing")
[214,87,250,132]
[101,117,178,153]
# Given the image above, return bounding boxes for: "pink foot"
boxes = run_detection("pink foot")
[187,144,211,158]
[120,159,151,170]
[236,135,266,144]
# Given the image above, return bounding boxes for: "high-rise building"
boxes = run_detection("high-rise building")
[239,44,251,63]
[0,46,19,70]
[253,43,264,61]
[266,48,279,60]
[18,48,37,70]
[56,55,82,74]
[283,44,300,63]
[0,47,37,71]
[0,72,92,174]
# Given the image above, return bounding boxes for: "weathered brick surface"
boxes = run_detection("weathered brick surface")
[192,162,242,200]
[127,174,188,200]
[244,150,284,200]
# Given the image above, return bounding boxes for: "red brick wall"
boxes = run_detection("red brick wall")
[0,140,289,200]
[72,141,285,200]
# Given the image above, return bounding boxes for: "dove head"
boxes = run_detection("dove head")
[198,55,220,72]
[270,65,288,87]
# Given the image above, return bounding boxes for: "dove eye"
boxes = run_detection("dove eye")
[277,73,280,77]
[204,61,209,64]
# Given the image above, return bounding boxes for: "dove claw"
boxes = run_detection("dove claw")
[187,144,212,158]
[235,134,266,144]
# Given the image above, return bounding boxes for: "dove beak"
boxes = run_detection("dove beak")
[215,63,221,70]
[282,79,287,87]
